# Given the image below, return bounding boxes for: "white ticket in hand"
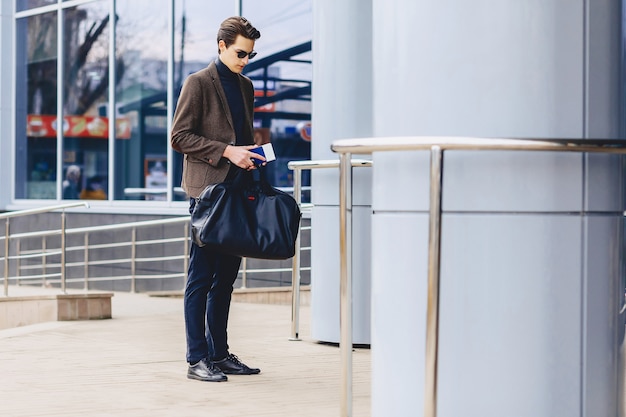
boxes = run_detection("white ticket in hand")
[251,143,276,164]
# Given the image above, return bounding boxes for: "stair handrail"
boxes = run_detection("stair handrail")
[2,202,90,296]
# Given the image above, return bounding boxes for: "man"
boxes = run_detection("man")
[171,16,264,382]
[62,165,81,199]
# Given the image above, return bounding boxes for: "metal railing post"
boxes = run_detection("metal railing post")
[16,240,22,285]
[424,146,444,417]
[39,237,44,286]
[84,233,89,290]
[241,257,248,288]
[329,136,626,417]
[287,158,372,345]
[0,202,89,297]
[339,152,353,417]
[60,210,67,293]
[3,218,9,296]
[131,227,137,293]
[290,166,303,341]
[183,223,189,284]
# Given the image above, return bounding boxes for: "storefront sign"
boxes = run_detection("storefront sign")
[254,90,276,112]
[27,115,131,139]
[298,121,311,141]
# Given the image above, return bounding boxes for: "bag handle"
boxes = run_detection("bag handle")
[257,165,277,195]
[232,166,276,195]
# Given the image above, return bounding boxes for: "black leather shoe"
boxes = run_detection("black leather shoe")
[187,358,228,382]
[214,353,260,375]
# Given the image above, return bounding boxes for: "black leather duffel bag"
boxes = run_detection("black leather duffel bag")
[191,167,301,260]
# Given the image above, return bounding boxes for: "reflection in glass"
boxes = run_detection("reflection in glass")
[62,1,111,200]
[170,0,232,201]
[15,12,58,199]
[14,1,313,203]
[114,0,170,200]
[241,1,313,192]
[16,0,57,13]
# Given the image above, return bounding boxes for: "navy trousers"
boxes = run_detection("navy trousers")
[185,199,241,364]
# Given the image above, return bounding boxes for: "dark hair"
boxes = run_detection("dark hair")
[217,16,261,54]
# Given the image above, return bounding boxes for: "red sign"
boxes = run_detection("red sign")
[254,90,276,112]
[27,115,131,139]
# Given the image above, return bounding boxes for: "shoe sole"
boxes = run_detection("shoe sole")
[187,373,228,382]
[221,369,261,375]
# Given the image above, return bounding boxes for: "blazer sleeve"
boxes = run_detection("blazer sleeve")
[170,74,229,167]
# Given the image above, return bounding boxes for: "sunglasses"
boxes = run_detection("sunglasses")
[235,49,257,59]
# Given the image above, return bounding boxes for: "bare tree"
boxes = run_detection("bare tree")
[26,7,125,116]
[62,8,125,115]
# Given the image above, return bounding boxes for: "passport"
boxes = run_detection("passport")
[250,143,276,165]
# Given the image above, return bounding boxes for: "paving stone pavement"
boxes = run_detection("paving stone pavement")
[0,288,371,417]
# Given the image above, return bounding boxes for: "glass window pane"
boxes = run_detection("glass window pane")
[241,1,312,192]
[115,0,170,201]
[175,0,232,69]
[62,1,110,200]
[15,12,58,200]
[16,0,57,13]
[170,0,233,201]
[243,1,311,56]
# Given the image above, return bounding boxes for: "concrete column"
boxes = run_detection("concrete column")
[310,0,374,344]
[367,0,623,416]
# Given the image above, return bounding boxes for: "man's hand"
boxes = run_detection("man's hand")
[223,145,266,171]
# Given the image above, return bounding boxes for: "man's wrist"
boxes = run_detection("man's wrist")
[223,145,233,159]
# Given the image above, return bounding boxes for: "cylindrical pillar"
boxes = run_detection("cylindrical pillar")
[311,0,374,344]
[367,0,623,416]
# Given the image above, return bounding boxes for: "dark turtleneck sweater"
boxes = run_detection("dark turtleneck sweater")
[216,57,245,146]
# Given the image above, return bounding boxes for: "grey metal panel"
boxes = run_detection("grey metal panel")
[310,205,371,344]
[586,0,621,138]
[443,151,584,212]
[371,212,429,417]
[311,169,340,206]
[437,214,582,417]
[371,150,622,214]
[311,163,373,207]
[311,0,373,162]
[585,154,624,212]
[352,205,372,343]
[371,151,431,212]
[583,215,622,417]
[309,206,339,342]
[372,0,584,139]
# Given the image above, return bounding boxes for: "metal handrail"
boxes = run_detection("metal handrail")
[330,136,626,417]
[2,202,89,296]
[6,216,189,239]
[0,202,90,220]
[123,187,187,197]
[1,215,191,293]
[287,159,372,341]
[2,204,312,298]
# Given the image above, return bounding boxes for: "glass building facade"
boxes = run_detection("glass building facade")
[12,0,311,205]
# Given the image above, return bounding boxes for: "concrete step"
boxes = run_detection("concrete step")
[148,285,311,305]
[0,284,308,330]
[0,291,113,330]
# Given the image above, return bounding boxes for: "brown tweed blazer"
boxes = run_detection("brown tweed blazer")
[171,60,255,198]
